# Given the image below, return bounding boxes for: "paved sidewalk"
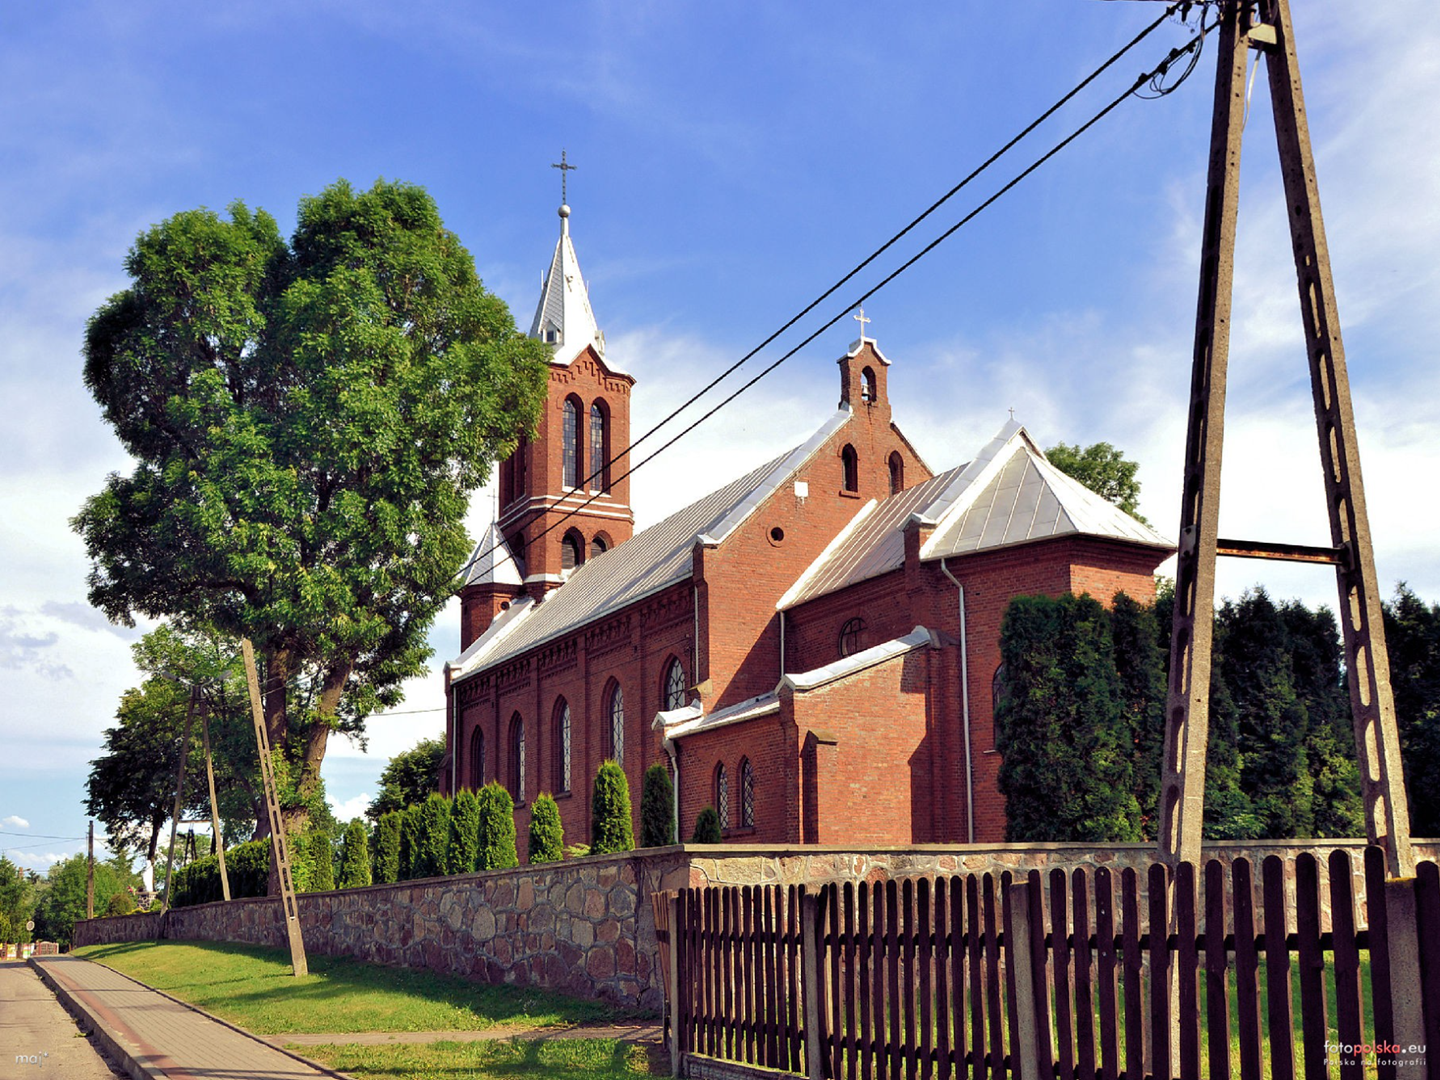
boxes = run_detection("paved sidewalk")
[30,956,348,1080]
[0,960,124,1079]
[271,1021,663,1048]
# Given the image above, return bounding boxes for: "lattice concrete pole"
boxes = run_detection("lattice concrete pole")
[1158,0,1253,869]
[199,702,231,901]
[241,637,308,977]
[1260,0,1414,880]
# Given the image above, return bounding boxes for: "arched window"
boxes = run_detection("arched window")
[889,451,904,495]
[589,401,609,492]
[607,682,625,767]
[664,657,687,712]
[838,617,866,658]
[553,698,571,794]
[469,727,485,790]
[716,763,730,831]
[561,530,583,573]
[841,444,859,493]
[562,398,581,488]
[992,663,1009,718]
[590,534,609,559]
[861,366,877,403]
[740,757,755,828]
[509,712,526,805]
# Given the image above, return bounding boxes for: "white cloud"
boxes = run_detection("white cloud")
[326,793,372,824]
[2,816,30,829]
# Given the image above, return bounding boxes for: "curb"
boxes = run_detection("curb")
[29,956,355,1080]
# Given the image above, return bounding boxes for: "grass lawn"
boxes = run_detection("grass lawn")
[300,1038,658,1080]
[73,941,625,1036]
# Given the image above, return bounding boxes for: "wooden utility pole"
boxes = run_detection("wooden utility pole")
[85,821,94,920]
[1158,0,1414,879]
[240,637,308,977]
[199,702,231,901]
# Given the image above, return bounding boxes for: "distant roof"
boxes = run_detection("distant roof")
[462,520,524,588]
[782,421,1172,609]
[528,205,625,372]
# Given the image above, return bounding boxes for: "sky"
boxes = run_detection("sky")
[2,2,1437,874]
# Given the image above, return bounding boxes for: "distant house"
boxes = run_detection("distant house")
[441,203,1172,849]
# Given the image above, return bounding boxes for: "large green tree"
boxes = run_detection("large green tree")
[367,737,445,821]
[74,179,548,839]
[1045,441,1147,523]
[1384,584,1440,835]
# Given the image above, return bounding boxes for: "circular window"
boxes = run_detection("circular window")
[769,527,785,544]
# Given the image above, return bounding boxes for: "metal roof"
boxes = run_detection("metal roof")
[462,520,524,588]
[528,205,627,373]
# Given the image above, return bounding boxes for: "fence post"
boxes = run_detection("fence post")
[1008,880,1040,1080]
[801,889,825,1080]
[1384,878,1424,1080]
[669,892,683,1078]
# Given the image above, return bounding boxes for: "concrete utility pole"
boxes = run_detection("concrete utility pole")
[85,821,94,921]
[157,688,197,924]
[1158,0,1415,879]
[199,703,231,901]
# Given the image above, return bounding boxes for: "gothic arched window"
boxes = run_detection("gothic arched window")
[591,534,610,559]
[607,682,625,767]
[889,451,904,495]
[553,698,571,794]
[561,530,583,573]
[509,712,526,805]
[664,658,687,712]
[716,763,730,831]
[562,398,581,489]
[841,444,859,493]
[469,727,485,790]
[740,757,755,829]
[839,617,866,658]
[993,663,1009,718]
[590,401,609,492]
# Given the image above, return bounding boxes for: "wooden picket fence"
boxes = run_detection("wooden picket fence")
[657,848,1440,1080]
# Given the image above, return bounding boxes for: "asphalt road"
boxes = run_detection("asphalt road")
[0,961,124,1080]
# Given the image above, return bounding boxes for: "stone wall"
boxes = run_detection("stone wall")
[74,840,1437,1007]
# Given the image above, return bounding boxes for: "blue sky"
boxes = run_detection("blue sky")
[3,3,1437,873]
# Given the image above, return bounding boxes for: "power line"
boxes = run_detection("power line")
[458,6,1206,583]
[0,830,86,840]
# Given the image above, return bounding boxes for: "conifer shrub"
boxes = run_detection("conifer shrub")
[105,890,137,916]
[640,763,675,847]
[691,806,722,843]
[399,804,425,880]
[590,760,634,854]
[414,793,452,879]
[528,793,564,864]
[308,829,335,892]
[167,840,269,907]
[475,782,518,870]
[338,819,372,888]
[373,812,401,884]
[448,789,482,874]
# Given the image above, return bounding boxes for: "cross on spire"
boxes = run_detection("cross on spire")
[853,305,872,339]
[552,149,577,205]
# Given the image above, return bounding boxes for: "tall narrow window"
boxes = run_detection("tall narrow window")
[740,758,755,828]
[716,764,730,831]
[889,451,904,495]
[608,682,625,767]
[469,727,485,790]
[554,699,571,794]
[515,435,528,498]
[664,658,687,711]
[841,444,859,492]
[590,402,609,491]
[562,531,583,572]
[562,399,580,488]
[509,712,526,805]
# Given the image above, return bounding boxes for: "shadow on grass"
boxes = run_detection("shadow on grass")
[75,940,649,1032]
[305,1037,659,1079]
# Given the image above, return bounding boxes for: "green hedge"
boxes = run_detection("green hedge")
[168,840,269,907]
[590,760,633,854]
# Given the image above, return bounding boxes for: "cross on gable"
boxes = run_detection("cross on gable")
[854,306,872,339]
[552,150,577,204]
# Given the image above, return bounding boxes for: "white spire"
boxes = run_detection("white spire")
[464,520,524,588]
[528,204,605,367]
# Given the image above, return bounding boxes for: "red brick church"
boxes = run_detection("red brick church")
[441,204,1172,849]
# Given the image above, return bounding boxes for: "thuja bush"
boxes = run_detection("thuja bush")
[590,760,634,855]
[691,806,722,844]
[414,793,452,879]
[168,840,269,907]
[373,812,401,884]
[640,763,675,847]
[399,805,425,881]
[308,829,335,892]
[448,789,481,874]
[476,782,518,870]
[338,819,372,888]
[528,792,564,864]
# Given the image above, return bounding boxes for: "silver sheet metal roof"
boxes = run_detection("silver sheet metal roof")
[462,520,524,588]
[781,423,1172,610]
[451,452,789,680]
